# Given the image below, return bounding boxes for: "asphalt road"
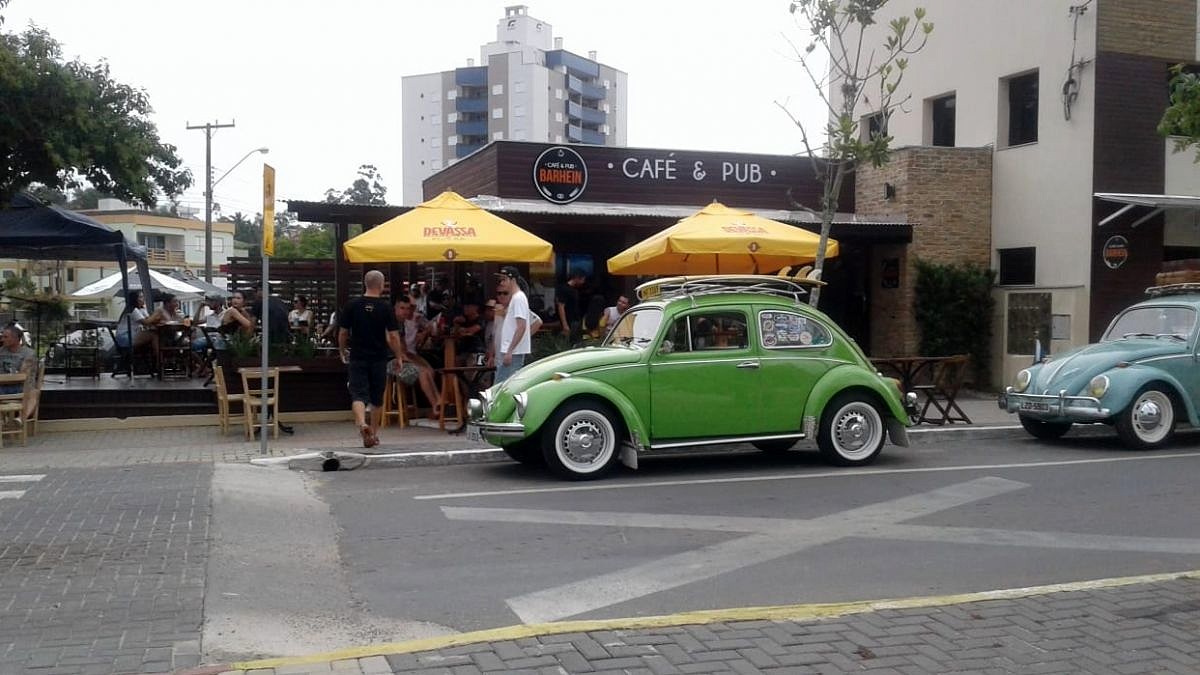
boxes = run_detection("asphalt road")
[316,434,1200,633]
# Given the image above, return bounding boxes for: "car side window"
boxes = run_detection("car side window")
[759,310,832,349]
[689,312,748,351]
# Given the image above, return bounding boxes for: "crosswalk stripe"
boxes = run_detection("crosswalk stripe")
[0,474,45,483]
[0,490,27,499]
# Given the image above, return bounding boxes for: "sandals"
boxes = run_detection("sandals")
[360,424,379,448]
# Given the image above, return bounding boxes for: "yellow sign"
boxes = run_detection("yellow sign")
[262,164,276,257]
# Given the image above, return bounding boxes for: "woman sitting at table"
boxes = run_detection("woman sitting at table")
[218,290,255,337]
[114,290,152,352]
[288,295,314,335]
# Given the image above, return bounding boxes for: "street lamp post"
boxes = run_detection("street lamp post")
[204,146,269,282]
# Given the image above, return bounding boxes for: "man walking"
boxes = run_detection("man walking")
[494,266,531,384]
[556,269,586,345]
[338,270,406,449]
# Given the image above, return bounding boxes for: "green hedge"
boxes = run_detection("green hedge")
[913,260,995,387]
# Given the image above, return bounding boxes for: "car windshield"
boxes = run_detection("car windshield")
[1103,306,1197,341]
[602,307,663,348]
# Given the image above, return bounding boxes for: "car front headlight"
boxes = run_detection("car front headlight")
[1088,374,1110,398]
[1014,369,1032,393]
[513,392,528,419]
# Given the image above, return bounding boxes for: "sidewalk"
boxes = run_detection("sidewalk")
[189,569,1200,675]
[0,390,1023,473]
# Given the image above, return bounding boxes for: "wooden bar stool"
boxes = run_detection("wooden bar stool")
[437,337,465,431]
[381,375,419,428]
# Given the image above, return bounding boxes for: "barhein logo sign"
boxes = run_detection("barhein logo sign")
[533,146,588,204]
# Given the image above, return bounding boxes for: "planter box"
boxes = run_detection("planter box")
[221,355,350,413]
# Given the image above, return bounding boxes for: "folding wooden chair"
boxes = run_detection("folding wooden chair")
[914,354,972,425]
[213,364,245,435]
[0,370,31,447]
[240,367,280,439]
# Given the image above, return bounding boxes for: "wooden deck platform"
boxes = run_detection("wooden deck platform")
[40,376,216,420]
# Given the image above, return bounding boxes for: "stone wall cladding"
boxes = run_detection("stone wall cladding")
[1097,0,1197,62]
[856,146,993,357]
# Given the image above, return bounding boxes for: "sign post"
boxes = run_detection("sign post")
[260,164,275,456]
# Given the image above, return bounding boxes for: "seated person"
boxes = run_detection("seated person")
[0,324,37,424]
[142,294,188,360]
[219,290,255,337]
[190,294,225,377]
[114,290,152,353]
[392,296,441,415]
[452,302,486,366]
[289,295,314,335]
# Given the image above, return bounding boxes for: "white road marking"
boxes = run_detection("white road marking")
[0,474,45,483]
[489,477,1030,624]
[0,474,44,500]
[415,450,1200,500]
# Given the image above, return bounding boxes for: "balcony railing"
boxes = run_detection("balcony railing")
[146,248,186,265]
[567,75,606,101]
[455,66,487,87]
[456,120,488,136]
[547,50,599,78]
[455,97,487,114]
[567,101,606,126]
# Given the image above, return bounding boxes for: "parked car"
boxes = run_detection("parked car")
[468,275,916,480]
[999,285,1200,449]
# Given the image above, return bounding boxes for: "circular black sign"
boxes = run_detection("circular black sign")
[1103,235,1129,269]
[533,146,588,204]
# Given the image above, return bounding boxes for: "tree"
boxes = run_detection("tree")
[1159,64,1200,161]
[0,20,192,207]
[779,0,932,306]
[324,164,388,205]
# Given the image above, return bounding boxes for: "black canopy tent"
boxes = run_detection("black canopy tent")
[0,192,154,349]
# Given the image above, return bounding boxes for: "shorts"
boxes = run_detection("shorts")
[347,359,388,407]
[390,360,421,386]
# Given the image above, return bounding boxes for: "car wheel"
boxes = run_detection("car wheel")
[1018,415,1072,440]
[541,400,622,480]
[752,439,797,454]
[1115,386,1176,450]
[817,392,885,466]
[502,437,544,465]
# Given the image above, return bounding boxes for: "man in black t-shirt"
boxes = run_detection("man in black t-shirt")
[555,269,586,345]
[338,270,405,449]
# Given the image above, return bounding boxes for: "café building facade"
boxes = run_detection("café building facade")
[289,140,993,371]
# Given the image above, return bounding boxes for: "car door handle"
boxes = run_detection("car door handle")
[736,360,760,370]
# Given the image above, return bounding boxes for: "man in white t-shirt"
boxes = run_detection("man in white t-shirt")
[603,295,630,328]
[494,266,531,384]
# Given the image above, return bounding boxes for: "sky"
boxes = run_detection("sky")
[5,0,828,219]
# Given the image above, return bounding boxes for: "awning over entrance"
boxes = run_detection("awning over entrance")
[1095,192,1200,227]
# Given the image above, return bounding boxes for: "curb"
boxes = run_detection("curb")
[181,567,1200,673]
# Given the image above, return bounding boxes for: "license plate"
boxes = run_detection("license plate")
[1019,401,1050,413]
[466,425,482,442]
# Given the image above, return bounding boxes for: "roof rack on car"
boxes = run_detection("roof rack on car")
[1145,283,1200,297]
[635,274,821,303]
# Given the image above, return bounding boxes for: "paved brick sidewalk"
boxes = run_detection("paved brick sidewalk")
[200,573,1200,674]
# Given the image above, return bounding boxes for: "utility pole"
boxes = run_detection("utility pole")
[186,120,235,282]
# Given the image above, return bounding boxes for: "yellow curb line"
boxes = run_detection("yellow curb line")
[230,568,1200,670]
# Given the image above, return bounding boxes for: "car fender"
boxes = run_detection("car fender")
[802,364,910,429]
[518,377,650,449]
[1101,365,1200,425]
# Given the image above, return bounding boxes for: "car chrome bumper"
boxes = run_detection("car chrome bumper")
[468,420,526,439]
[999,387,1111,420]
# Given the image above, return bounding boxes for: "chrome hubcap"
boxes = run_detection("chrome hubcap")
[835,410,871,452]
[563,419,605,464]
[1134,399,1162,431]
[1131,391,1172,442]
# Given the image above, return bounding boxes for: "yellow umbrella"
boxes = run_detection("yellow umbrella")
[343,191,553,263]
[607,201,837,276]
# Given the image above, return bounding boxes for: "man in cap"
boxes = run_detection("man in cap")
[494,265,532,384]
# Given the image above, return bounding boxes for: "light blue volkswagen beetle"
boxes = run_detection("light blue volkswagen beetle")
[999,285,1200,449]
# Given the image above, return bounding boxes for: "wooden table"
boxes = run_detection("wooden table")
[869,355,950,392]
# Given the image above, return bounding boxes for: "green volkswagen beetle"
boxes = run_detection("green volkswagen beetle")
[467,275,916,480]
[999,285,1200,449]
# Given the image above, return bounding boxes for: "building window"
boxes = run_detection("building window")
[1004,71,1038,146]
[998,247,1036,285]
[513,105,526,117]
[555,88,563,100]
[554,112,563,122]
[213,239,225,253]
[431,159,442,170]
[67,267,74,282]
[431,116,440,127]
[492,131,504,140]
[446,112,457,123]
[929,94,956,147]
[447,136,457,146]
[492,84,504,95]
[446,90,457,100]
[514,80,526,93]
[513,129,528,141]
[492,108,504,119]
[862,112,888,142]
[193,235,204,251]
